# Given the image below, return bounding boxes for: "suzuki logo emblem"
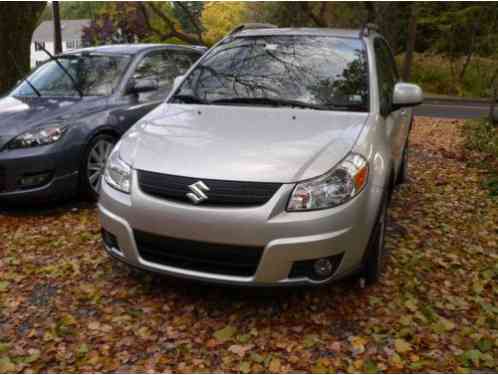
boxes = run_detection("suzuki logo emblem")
[186,181,210,204]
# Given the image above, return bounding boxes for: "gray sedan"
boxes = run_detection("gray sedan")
[0,44,204,203]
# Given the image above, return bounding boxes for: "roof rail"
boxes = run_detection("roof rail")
[359,23,379,37]
[229,23,278,35]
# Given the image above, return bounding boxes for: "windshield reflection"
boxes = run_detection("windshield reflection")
[173,36,369,111]
[11,54,131,98]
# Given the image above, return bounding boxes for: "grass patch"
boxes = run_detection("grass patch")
[463,118,498,196]
[397,53,496,98]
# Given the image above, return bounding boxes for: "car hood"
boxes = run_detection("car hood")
[127,104,369,183]
[0,96,107,146]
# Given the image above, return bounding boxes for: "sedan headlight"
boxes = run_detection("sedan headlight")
[287,153,368,211]
[103,143,131,193]
[7,125,67,149]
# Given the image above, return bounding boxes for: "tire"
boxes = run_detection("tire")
[396,142,408,185]
[80,134,117,201]
[362,194,389,285]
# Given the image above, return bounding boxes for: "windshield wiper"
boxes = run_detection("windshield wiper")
[209,97,327,110]
[171,94,208,104]
[39,45,83,98]
[8,51,41,97]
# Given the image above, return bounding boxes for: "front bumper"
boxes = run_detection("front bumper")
[0,143,80,202]
[98,171,384,286]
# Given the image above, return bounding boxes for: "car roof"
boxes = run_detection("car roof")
[235,27,363,39]
[64,43,206,56]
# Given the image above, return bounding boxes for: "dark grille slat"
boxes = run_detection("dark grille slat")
[134,230,263,277]
[137,170,281,207]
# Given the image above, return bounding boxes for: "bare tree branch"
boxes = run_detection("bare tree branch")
[176,2,204,45]
[300,3,327,27]
[139,2,205,45]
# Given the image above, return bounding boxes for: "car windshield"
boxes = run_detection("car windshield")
[11,53,131,97]
[172,35,369,111]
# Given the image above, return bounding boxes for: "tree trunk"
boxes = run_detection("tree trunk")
[364,2,376,23]
[0,2,46,95]
[402,4,417,81]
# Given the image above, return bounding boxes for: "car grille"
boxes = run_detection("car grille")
[137,170,281,207]
[134,230,264,277]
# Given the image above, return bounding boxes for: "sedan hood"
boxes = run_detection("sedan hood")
[0,96,107,147]
[128,104,369,183]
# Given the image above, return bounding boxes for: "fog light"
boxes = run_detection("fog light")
[313,258,333,278]
[18,172,52,189]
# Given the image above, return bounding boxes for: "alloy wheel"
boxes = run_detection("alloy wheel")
[86,139,115,193]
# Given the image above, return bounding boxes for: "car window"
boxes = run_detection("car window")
[173,36,369,112]
[132,50,200,101]
[11,54,131,97]
[374,38,398,115]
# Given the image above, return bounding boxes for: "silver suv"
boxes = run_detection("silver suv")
[98,25,423,286]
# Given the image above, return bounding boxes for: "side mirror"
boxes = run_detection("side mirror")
[392,82,423,110]
[173,75,185,91]
[127,77,159,94]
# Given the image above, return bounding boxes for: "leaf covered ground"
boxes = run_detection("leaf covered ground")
[1,117,497,373]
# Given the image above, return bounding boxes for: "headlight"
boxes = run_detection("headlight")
[287,153,368,211]
[103,143,131,193]
[7,125,67,149]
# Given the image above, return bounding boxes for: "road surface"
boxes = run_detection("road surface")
[415,100,489,119]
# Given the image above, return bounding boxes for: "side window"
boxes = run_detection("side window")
[170,50,200,76]
[374,39,398,115]
[132,50,200,101]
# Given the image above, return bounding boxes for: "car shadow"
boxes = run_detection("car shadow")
[0,198,96,218]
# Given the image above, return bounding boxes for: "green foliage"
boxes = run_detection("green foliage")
[40,2,107,21]
[398,53,497,98]
[464,119,498,196]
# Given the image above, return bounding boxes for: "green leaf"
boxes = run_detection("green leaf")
[364,359,378,373]
[0,343,9,354]
[250,353,264,364]
[477,338,493,352]
[78,343,89,355]
[240,361,251,373]
[0,357,15,373]
[214,325,236,342]
[0,282,9,291]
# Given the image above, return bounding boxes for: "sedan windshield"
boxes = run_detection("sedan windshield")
[12,54,131,97]
[172,35,369,111]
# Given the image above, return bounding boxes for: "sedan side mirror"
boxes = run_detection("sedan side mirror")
[127,77,159,94]
[392,82,423,110]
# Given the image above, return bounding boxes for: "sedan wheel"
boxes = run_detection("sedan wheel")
[81,134,117,200]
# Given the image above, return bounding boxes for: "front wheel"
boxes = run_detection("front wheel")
[362,195,388,285]
[80,134,117,201]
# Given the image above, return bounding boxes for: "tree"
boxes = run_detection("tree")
[201,2,249,45]
[82,2,150,46]
[0,2,46,95]
[402,3,418,81]
[82,2,206,46]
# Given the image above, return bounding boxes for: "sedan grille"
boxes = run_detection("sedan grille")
[134,230,263,277]
[137,170,281,206]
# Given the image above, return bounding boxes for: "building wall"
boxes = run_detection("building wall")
[30,39,83,68]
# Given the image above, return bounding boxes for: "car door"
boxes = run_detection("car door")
[374,38,406,174]
[121,49,201,128]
